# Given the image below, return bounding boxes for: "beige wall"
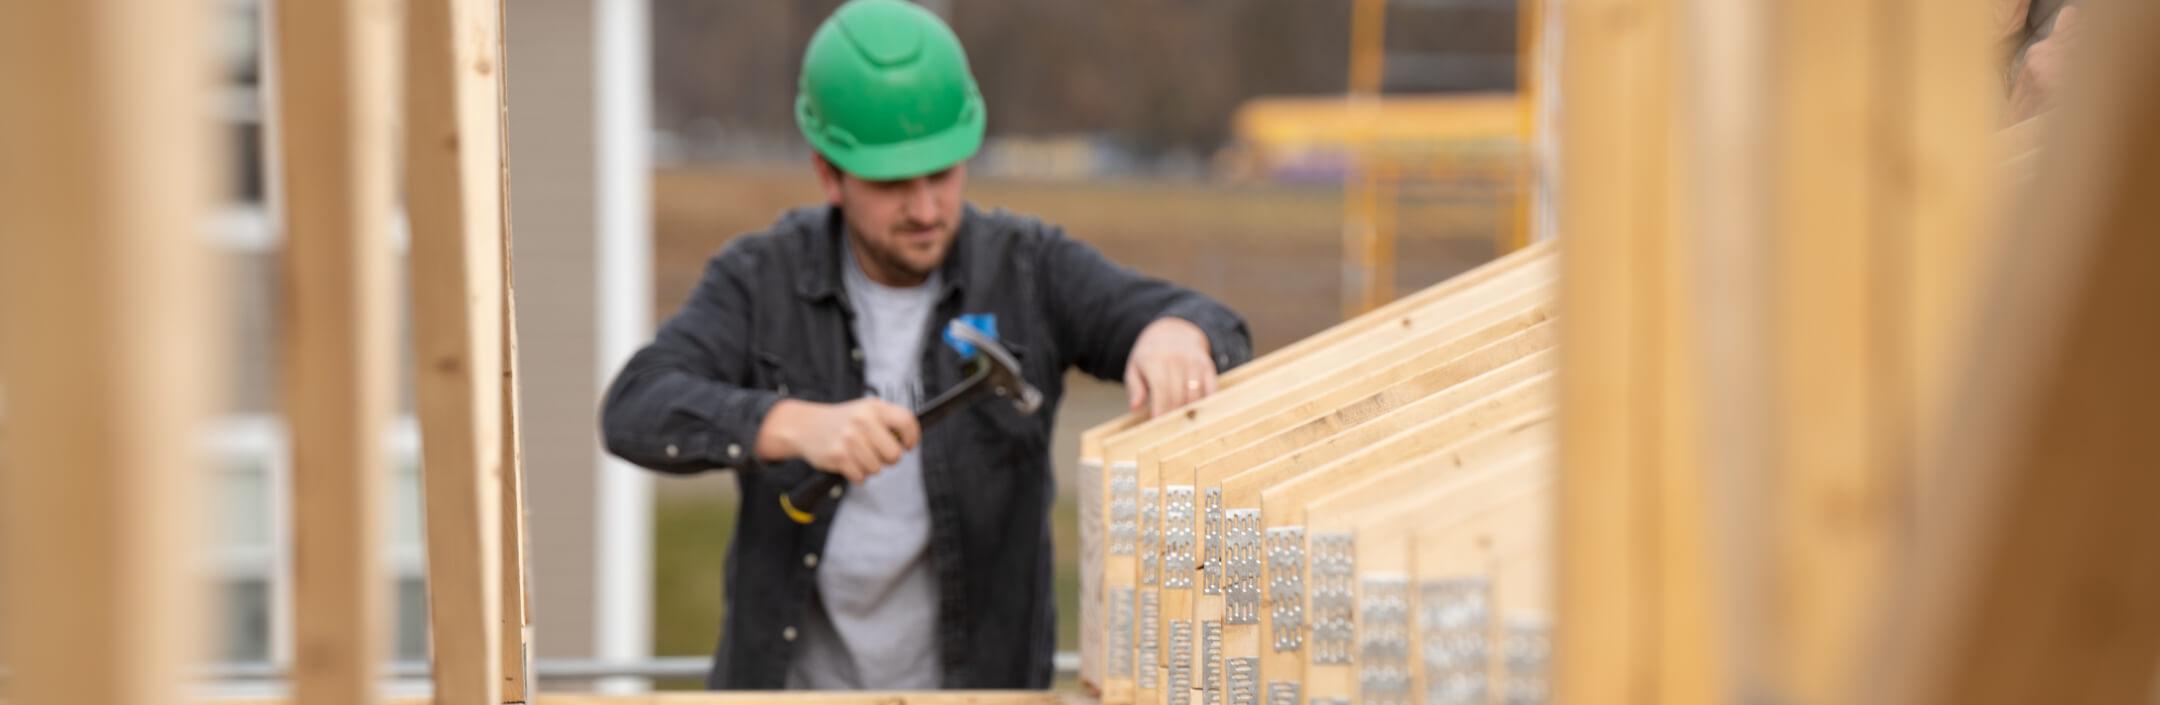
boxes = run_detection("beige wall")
[508,0,603,661]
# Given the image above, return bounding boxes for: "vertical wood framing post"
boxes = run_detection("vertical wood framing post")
[405,0,510,702]
[493,0,536,695]
[1554,0,1727,703]
[0,1,219,703]
[271,0,401,703]
[1856,1,2160,703]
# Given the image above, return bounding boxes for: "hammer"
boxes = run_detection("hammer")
[780,320,1044,524]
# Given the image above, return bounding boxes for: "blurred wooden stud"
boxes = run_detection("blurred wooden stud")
[495,0,537,694]
[405,0,511,701]
[1552,0,1729,704]
[270,0,400,702]
[0,1,219,703]
[1857,0,2160,703]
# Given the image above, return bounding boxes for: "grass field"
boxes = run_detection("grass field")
[646,162,1507,689]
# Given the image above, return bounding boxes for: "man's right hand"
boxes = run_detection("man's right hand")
[755,398,920,485]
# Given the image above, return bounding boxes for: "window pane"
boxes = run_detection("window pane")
[393,460,423,548]
[216,457,270,551]
[218,578,272,663]
[395,576,429,661]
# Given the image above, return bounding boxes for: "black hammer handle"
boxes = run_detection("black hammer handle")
[781,362,994,524]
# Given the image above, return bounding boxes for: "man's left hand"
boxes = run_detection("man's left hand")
[1124,317,1218,418]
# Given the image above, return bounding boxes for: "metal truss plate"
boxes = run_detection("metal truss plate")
[1203,620,1224,705]
[1169,620,1194,705]
[1358,574,1412,705]
[1142,488,1161,586]
[1140,589,1161,689]
[1225,509,1263,624]
[1268,526,1306,652]
[1204,488,1225,595]
[1421,577,1492,705]
[1503,615,1552,705]
[1111,462,1138,555]
[1164,486,1196,590]
[1267,681,1301,705]
[1309,532,1356,664]
[1228,658,1259,705]
[1110,586,1135,678]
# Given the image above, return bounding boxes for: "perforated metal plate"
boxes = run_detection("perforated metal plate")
[1203,620,1224,705]
[1204,488,1225,595]
[1225,509,1263,624]
[1170,620,1194,705]
[1358,574,1412,705]
[1140,589,1161,689]
[1110,586,1135,678]
[1267,681,1301,705]
[1503,615,1552,705]
[1111,463,1139,555]
[1268,526,1306,652]
[1141,488,1161,587]
[1309,532,1356,665]
[1228,658,1259,705]
[1164,486,1196,590]
[1421,578,1492,705]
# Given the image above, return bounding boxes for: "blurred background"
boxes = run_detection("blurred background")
[192,0,1534,693]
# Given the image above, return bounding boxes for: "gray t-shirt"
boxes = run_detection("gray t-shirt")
[786,245,943,690]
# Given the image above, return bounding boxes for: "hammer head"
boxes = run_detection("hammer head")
[946,320,1043,415]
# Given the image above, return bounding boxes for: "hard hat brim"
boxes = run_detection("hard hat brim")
[801,95,986,182]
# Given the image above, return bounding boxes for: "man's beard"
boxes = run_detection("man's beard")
[849,224,944,283]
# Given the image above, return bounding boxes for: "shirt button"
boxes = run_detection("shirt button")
[777,383,790,396]
[803,553,819,568]
[828,484,844,499]
[664,444,679,458]
[782,626,798,642]
[726,443,742,460]
[850,347,864,362]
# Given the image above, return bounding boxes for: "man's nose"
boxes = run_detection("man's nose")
[902,178,939,222]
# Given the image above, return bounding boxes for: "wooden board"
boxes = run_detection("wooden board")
[1413,482,1556,704]
[212,693,1094,705]
[1336,447,1554,705]
[0,3,218,704]
[270,0,400,702]
[1149,319,1557,705]
[1136,292,1555,705]
[1300,442,1554,705]
[1239,403,1554,703]
[1086,246,1556,698]
[1077,241,1559,692]
[1853,1,2160,703]
[405,0,510,701]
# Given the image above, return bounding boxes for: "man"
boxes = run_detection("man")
[600,0,1251,692]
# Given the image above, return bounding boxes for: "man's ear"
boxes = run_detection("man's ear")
[811,154,845,207]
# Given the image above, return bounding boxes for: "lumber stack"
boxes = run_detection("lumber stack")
[1080,240,1560,705]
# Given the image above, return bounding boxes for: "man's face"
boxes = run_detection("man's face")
[816,155,967,286]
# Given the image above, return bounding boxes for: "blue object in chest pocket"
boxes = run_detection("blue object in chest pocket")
[942,313,998,358]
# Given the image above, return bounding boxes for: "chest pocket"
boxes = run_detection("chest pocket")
[753,348,836,402]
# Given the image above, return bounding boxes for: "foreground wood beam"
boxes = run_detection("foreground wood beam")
[1856,1,2160,703]
[210,693,1091,705]
[405,0,510,701]
[0,1,218,704]
[271,0,401,703]
[1554,0,1725,704]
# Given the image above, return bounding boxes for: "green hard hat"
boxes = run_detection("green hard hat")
[795,0,987,181]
